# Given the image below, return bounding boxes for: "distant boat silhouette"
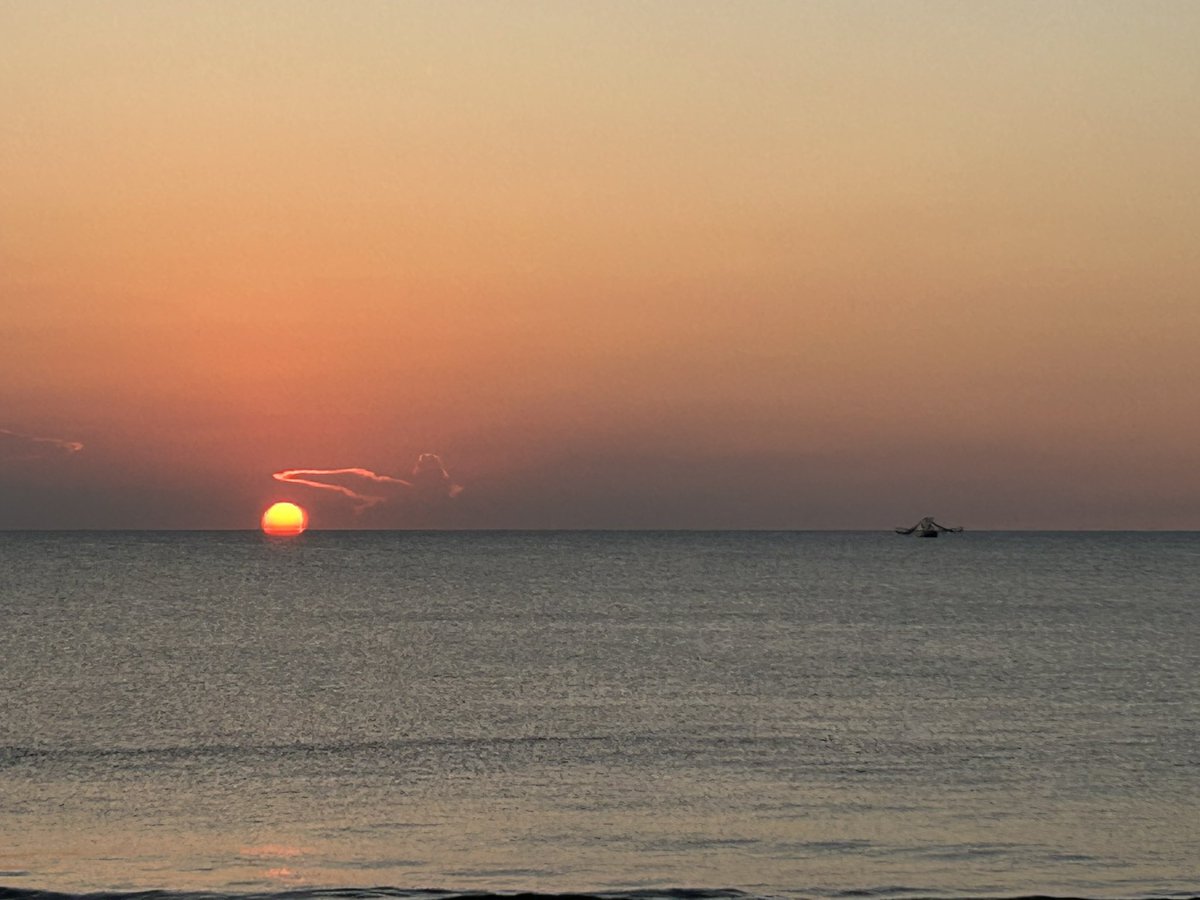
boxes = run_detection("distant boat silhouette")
[895,516,963,538]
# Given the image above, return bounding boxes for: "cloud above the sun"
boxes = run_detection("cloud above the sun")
[272,453,462,511]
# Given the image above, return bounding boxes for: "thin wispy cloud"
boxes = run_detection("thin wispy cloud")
[0,428,84,462]
[273,453,462,512]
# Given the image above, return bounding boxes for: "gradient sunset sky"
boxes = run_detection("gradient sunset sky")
[3,1,1198,530]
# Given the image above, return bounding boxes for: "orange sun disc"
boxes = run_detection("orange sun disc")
[261,501,308,536]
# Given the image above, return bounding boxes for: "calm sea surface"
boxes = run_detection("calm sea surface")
[1,531,1197,900]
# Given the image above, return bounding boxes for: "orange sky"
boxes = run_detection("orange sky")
[3,1,1198,529]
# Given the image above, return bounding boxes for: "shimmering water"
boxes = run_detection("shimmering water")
[1,531,1197,899]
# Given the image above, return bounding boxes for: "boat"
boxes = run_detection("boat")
[895,516,963,537]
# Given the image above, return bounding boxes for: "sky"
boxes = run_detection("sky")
[2,0,1198,530]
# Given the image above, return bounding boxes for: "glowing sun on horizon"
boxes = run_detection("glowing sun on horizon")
[261,501,308,536]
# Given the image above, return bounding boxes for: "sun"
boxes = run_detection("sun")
[261,501,308,536]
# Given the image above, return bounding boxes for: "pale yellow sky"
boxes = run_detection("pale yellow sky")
[2,1,1198,528]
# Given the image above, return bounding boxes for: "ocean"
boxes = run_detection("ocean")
[1,531,1197,900]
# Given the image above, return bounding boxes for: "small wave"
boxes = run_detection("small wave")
[0,890,755,900]
[2,888,1199,900]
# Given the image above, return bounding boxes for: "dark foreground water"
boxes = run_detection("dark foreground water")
[1,531,1197,899]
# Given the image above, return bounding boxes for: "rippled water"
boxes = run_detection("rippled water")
[1,531,1197,898]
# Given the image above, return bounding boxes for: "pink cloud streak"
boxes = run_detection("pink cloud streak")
[272,454,462,512]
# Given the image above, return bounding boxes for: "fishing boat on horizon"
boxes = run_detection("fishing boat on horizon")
[895,516,963,537]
